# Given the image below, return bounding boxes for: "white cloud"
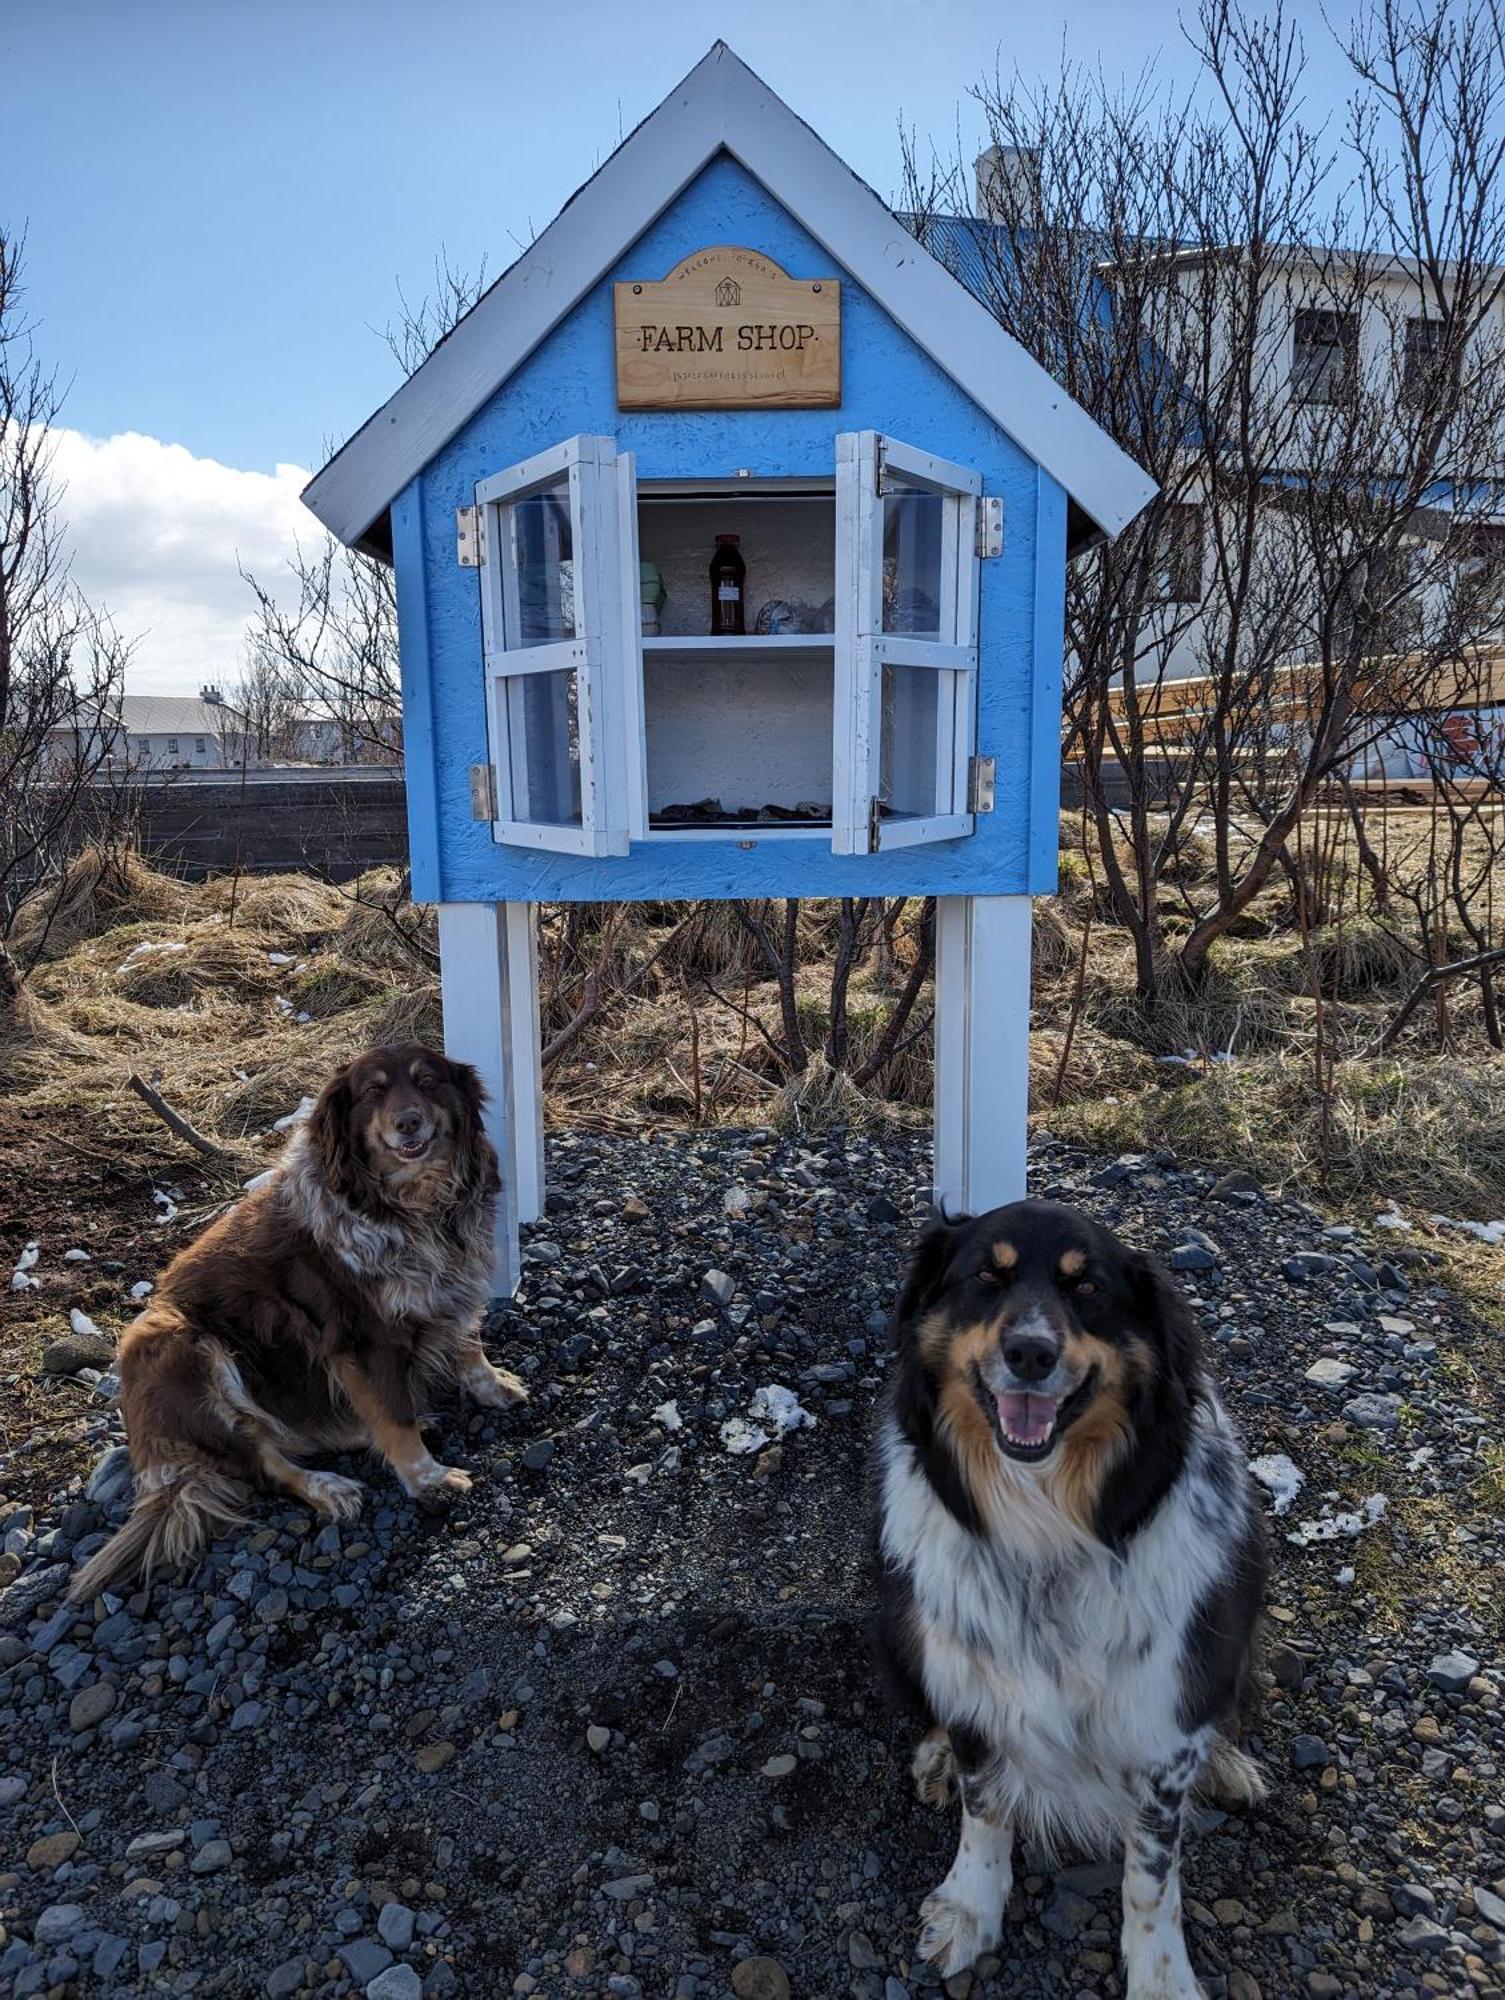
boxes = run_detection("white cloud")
[46,429,317,696]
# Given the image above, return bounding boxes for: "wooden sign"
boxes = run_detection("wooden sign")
[614,246,840,410]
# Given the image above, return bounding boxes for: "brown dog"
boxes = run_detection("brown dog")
[71,1043,525,1601]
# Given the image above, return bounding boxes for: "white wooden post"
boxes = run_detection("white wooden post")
[504,902,545,1225]
[933,894,1032,1217]
[437,902,521,1298]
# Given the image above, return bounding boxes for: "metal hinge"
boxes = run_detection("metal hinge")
[456,505,485,567]
[975,496,1003,559]
[967,755,997,813]
[867,795,882,853]
[469,763,497,821]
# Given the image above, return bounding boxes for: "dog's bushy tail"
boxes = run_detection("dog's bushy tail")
[69,1462,250,1603]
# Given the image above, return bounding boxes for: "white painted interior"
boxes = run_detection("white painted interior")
[644,648,834,821]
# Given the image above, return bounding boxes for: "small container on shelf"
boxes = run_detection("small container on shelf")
[709,533,746,634]
[639,561,665,636]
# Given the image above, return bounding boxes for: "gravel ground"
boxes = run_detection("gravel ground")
[1,1123,1502,2000]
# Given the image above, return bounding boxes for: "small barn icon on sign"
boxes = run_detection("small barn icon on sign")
[714,276,741,307]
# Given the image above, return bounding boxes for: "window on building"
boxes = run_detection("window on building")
[1292,309,1358,405]
[166,737,179,756]
[194,737,207,753]
[1402,315,1458,405]
[1152,504,1205,604]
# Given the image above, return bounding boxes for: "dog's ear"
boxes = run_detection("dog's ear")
[308,1070,365,1206]
[1125,1246,1203,1380]
[445,1056,500,1197]
[893,1213,967,1332]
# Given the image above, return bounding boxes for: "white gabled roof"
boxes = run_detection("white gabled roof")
[302,43,1155,554]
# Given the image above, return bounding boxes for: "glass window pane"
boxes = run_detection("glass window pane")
[504,479,576,647]
[881,479,945,638]
[505,668,581,826]
[879,664,947,819]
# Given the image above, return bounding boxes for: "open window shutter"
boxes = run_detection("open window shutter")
[475,434,635,856]
[832,430,981,855]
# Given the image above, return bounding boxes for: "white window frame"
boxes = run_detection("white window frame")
[832,430,981,854]
[475,434,642,855]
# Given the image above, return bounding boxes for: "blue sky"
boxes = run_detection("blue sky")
[3,0,1354,690]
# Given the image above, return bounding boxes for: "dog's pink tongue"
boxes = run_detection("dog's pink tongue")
[996,1390,1058,1445]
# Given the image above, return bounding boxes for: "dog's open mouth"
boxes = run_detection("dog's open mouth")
[981,1369,1096,1464]
[392,1135,432,1162]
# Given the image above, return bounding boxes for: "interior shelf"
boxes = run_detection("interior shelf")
[641,634,834,661]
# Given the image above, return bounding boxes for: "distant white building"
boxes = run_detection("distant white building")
[115,694,242,770]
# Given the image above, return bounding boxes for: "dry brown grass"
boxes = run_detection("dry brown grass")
[3,838,1502,1220]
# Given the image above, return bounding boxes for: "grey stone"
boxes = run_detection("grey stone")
[1341,1392,1403,1432]
[1396,1916,1451,1955]
[189,1838,232,1872]
[601,1873,654,1901]
[266,1958,309,1998]
[33,1905,85,1946]
[1473,1885,1505,1930]
[1303,1358,1356,1390]
[42,1331,115,1376]
[0,1563,69,1628]
[1427,1650,1480,1694]
[1290,1734,1329,1770]
[340,1941,393,1983]
[1393,1883,1438,1917]
[1283,1253,1339,1282]
[366,1970,422,2000]
[377,1903,415,1951]
[1169,1244,1218,1272]
[68,1681,117,1731]
[701,1269,736,1307]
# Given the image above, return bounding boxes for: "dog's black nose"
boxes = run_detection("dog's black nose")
[393,1106,424,1135]
[1002,1330,1059,1383]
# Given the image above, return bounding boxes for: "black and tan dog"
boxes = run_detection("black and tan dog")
[72,1044,524,1600]
[873,1199,1265,2000]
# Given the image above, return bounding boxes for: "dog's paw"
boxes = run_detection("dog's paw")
[918,1890,1000,1977]
[466,1362,528,1409]
[912,1728,957,1809]
[409,1463,474,1507]
[1123,1923,1206,2000]
[304,1470,364,1520]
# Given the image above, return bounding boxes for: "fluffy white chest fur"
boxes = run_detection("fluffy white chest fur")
[880,1399,1246,1846]
[278,1130,493,1335]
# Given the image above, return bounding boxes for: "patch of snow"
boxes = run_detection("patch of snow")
[243,1169,277,1193]
[69,1308,103,1339]
[1429,1213,1505,1247]
[651,1400,682,1433]
[63,1247,91,1262]
[1286,1493,1387,1547]
[266,951,294,965]
[1374,1211,1413,1232]
[1250,1453,1305,1515]
[128,1280,154,1301]
[10,1242,40,1291]
[272,1096,316,1132]
[719,1417,768,1455]
[152,1190,180,1223]
[117,939,186,972]
[749,1384,815,1436]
